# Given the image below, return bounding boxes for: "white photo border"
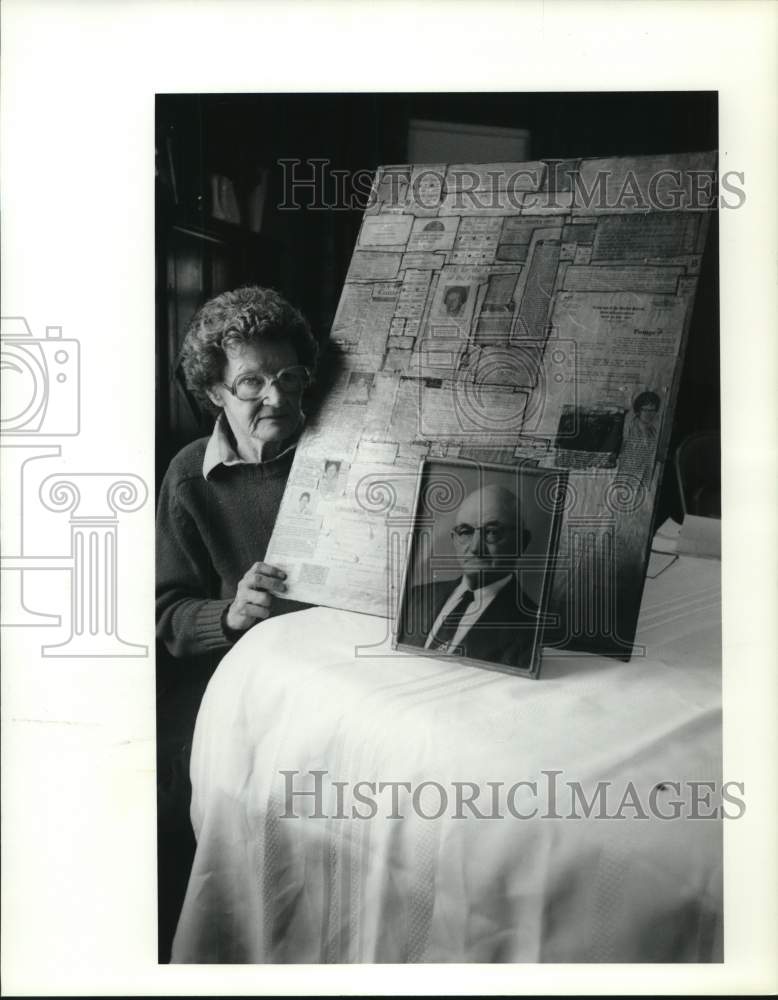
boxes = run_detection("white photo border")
[1,0,776,995]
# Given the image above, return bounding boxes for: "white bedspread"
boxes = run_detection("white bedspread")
[172,556,723,963]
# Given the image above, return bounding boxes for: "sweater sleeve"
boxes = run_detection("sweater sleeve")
[155,467,234,659]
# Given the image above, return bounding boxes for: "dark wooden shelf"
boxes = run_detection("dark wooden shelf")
[170,212,275,247]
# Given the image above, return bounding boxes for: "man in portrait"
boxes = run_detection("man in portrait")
[401,483,539,668]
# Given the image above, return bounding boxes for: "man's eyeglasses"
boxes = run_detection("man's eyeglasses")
[451,523,509,545]
[222,365,312,401]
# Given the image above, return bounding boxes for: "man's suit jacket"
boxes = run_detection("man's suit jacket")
[400,575,539,669]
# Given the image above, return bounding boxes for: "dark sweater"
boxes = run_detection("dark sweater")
[156,436,308,659]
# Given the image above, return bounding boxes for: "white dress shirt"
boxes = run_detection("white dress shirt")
[202,411,302,480]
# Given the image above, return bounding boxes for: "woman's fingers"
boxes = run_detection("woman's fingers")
[240,601,271,621]
[231,586,272,625]
[226,562,286,634]
[241,586,272,609]
[250,562,287,592]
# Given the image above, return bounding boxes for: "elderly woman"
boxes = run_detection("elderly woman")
[156,285,318,659]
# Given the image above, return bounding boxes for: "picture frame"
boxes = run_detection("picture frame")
[393,458,568,679]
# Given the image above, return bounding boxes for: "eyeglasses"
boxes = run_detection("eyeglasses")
[451,523,509,545]
[222,365,312,401]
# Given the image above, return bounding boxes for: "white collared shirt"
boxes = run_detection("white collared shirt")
[424,574,513,651]
[202,412,301,480]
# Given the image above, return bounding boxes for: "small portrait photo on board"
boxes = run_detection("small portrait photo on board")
[343,371,374,405]
[438,283,469,318]
[394,459,567,678]
[317,457,349,500]
[294,489,316,517]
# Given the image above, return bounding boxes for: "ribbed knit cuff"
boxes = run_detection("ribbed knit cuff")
[220,603,250,645]
[193,599,235,650]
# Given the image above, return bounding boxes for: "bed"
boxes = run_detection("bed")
[171,553,722,963]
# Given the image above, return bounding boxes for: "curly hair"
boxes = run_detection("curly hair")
[180,286,318,411]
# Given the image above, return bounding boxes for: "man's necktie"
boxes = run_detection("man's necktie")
[429,589,475,650]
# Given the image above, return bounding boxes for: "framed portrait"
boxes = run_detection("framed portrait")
[394,458,568,679]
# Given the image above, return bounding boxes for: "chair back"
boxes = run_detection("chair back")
[674,430,721,518]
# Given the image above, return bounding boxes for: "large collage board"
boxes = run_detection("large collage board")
[266,153,714,656]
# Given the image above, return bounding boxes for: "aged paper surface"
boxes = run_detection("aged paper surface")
[267,154,714,654]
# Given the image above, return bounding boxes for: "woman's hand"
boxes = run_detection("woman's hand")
[225,562,287,634]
